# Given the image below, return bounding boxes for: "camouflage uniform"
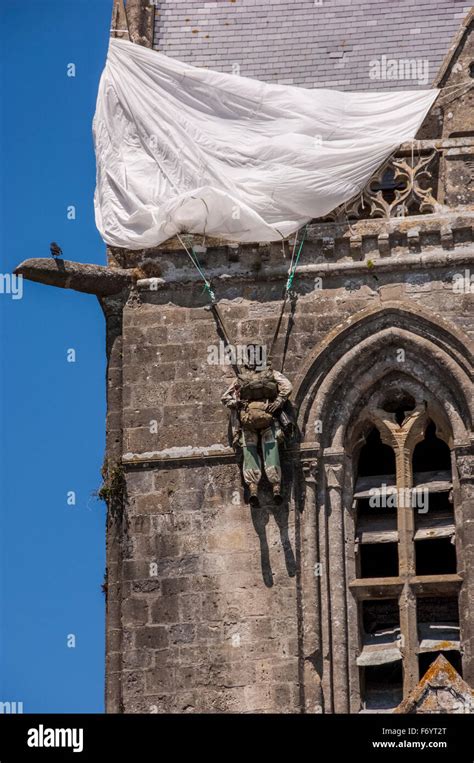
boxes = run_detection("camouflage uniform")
[221,363,292,506]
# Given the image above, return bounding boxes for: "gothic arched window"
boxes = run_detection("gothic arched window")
[297,304,472,716]
[350,403,461,712]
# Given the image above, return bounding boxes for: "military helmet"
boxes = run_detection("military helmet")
[242,340,268,369]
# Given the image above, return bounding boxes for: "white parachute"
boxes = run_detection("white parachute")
[93,38,438,249]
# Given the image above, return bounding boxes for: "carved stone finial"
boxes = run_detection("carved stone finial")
[394,655,473,714]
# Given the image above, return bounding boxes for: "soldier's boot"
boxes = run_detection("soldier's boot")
[273,484,283,505]
[249,483,260,508]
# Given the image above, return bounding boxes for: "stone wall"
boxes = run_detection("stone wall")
[109,224,472,711]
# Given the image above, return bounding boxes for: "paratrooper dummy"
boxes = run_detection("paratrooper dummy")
[221,343,292,508]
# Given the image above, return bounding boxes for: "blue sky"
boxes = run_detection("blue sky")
[0,0,113,712]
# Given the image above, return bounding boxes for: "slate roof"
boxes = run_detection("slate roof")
[153,0,471,90]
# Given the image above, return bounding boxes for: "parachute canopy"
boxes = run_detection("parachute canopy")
[93,38,438,249]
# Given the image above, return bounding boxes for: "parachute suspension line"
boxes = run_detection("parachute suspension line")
[343,202,358,237]
[269,224,308,361]
[286,229,299,278]
[437,80,473,103]
[176,233,216,303]
[176,233,236,361]
[269,295,289,360]
[286,224,307,293]
[439,77,474,91]
[211,301,235,354]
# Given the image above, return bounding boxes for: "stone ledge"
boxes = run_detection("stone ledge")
[122,445,236,467]
[122,443,321,467]
[136,248,474,291]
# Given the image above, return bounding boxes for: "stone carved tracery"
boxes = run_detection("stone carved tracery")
[319,136,474,222]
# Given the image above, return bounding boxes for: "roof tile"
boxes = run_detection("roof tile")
[153,0,469,90]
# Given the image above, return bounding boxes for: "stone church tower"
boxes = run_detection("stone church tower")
[17,1,473,713]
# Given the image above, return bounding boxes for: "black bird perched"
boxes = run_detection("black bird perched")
[50,241,63,258]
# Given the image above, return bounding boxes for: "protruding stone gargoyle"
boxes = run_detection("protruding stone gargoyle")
[221,342,293,508]
[14,258,136,298]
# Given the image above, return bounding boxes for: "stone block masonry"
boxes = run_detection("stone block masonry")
[114,233,472,711]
